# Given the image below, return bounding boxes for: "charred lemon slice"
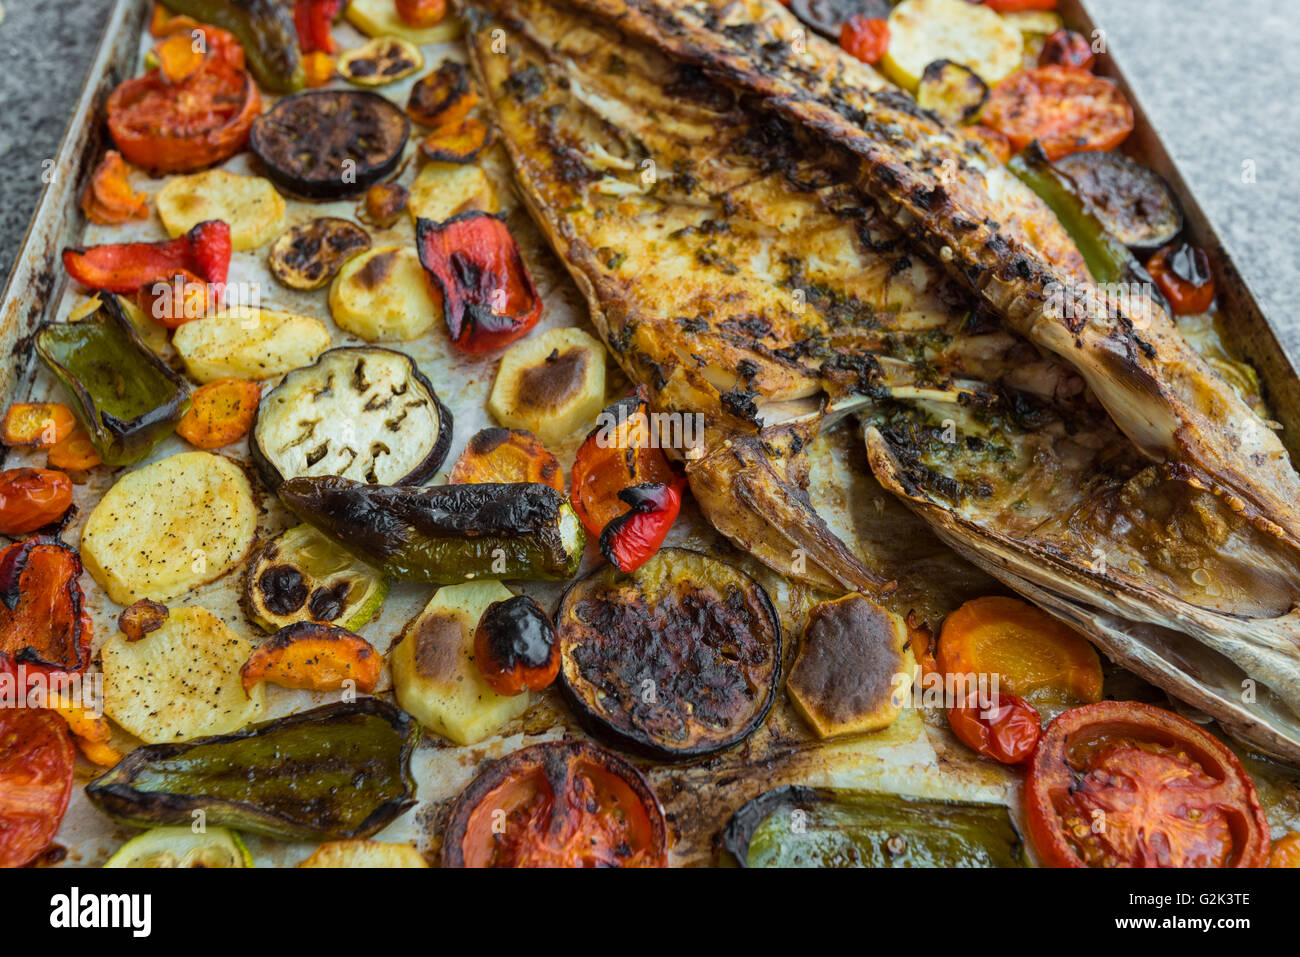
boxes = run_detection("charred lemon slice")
[339,36,423,87]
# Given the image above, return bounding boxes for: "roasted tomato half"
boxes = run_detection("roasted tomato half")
[1025,701,1270,868]
[441,740,668,867]
[0,708,75,867]
[107,60,260,174]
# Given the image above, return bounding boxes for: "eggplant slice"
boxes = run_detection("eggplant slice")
[268,218,372,290]
[1053,150,1183,251]
[251,346,452,488]
[250,91,410,200]
[789,0,891,39]
[557,548,781,760]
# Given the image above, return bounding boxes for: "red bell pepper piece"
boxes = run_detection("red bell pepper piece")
[62,219,231,294]
[598,476,686,573]
[0,537,92,679]
[293,0,344,55]
[416,212,543,354]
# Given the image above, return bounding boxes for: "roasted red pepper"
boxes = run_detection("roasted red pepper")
[62,219,230,294]
[1146,242,1216,315]
[0,469,73,537]
[0,537,92,677]
[947,689,1041,765]
[416,212,543,354]
[293,0,343,55]
[473,595,559,696]
[599,479,685,573]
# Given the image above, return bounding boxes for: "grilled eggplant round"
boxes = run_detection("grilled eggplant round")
[268,218,372,290]
[1053,150,1183,252]
[557,548,781,760]
[250,91,409,200]
[250,346,452,488]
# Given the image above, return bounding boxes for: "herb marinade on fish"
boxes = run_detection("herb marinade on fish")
[463,0,1300,760]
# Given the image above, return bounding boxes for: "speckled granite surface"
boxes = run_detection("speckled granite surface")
[1,0,1298,354]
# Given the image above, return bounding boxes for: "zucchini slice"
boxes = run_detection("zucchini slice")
[915,59,989,126]
[103,827,253,868]
[250,347,453,488]
[250,91,409,200]
[882,0,1022,91]
[556,548,781,760]
[1053,151,1184,252]
[245,523,389,633]
[268,218,372,291]
[338,36,423,87]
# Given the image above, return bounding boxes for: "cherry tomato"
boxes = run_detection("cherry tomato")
[107,61,260,174]
[1146,242,1215,314]
[840,16,889,65]
[1039,29,1095,70]
[441,741,667,867]
[0,708,75,868]
[473,595,558,696]
[0,468,73,536]
[1025,701,1270,868]
[983,66,1134,161]
[947,689,1041,764]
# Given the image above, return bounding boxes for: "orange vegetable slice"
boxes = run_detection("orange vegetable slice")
[302,51,336,88]
[420,117,490,164]
[407,60,478,128]
[176,378,261,450]
[2,402,77,449]
[80,151,150,226]
[239,622,381,695]
[449,427,564,491]
[46,429,102,472]
[137,269,214,329]
[153,32,207,84]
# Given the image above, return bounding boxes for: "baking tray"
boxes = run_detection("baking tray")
[1,0,1298,868]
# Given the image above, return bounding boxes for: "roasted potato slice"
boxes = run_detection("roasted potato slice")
[172,306,332,382]
[328,246,439,342]
[407,162,496,223]
[345,0,463,45]
[488,327,606,447]
[156,169,287,252]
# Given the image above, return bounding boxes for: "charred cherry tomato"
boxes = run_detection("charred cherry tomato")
[599,478,685,573]
[473,595,559,696]
[948,689,1040,765]
[362,181,409,229]
[983,65,1134,161]
[0,537,93,676]
[0,468,73,537]
[0,708,75,868]
[1039,29,1095,70]
[293,0,343,55]
[415,212,542,353]
[396,0,446,28]
[1025,701,1270,868]
[63,219,231,294]
[840,16,889,65]
[1145,242,1215,314]
[570,388,677,538]
[107,60,260,174]
[441,740,668,867]
[1269,832,1300,868]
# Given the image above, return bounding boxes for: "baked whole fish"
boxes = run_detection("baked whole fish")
[463,0,1300,761]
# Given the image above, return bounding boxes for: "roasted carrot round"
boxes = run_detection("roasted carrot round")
[2,402,77,449]
[937,595,1103,711]
[448,427,564,491]
[420,117,490,164]
[176,378,262,450]
[46,429,102,472]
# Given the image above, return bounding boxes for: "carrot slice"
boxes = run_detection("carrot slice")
[46,429,102,471]
[80,151,149,226]
[937,595,1103,710]
[175,378,261,450]
[449,427,564,491]
[302,51,336,87]
[2,403,77,449]
[240,622,381,695]
[407,60,478,128]
[420,117,490,164]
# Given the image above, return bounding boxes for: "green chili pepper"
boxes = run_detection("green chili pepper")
[724,786,1027,868]
[278,476,587,584]
[34,295,191,466]
[86,700,418,841]
[161,0,303,93]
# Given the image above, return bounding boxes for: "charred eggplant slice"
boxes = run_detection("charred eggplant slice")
[250,91,409,200]
[85,699,418,841]
[278,476,586,583]
[267,218,372,290]
[1053,150,1183,251]
[251,346,452,487]
[557,548,780,760]
[916,60,989,126]
[790,0,891,39]
[723,786,1027,868]
[339,36,424,86]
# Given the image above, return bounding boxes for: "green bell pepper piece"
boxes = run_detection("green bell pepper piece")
[34,295,191,466]
[161,0,304,93]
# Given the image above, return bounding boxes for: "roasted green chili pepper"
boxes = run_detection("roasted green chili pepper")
[1008,145,1132,285]
[85,699,418,841]
[161,0,303,93]
[279,476,587,584]
[723,786,1027,868]
[34,295,191,467]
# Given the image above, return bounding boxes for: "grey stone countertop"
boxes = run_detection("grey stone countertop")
[0,0,1297,353]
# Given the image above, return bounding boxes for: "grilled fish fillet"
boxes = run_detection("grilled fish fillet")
[464,0,1300,760]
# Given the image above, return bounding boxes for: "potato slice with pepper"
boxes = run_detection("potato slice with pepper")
[102,605,264,743]
[173,306,332,382]
[787,594,913,739]
[329,246,439,342]
[487,327,606,447]
[407,162,496,224]
[240,622,382,695]
[156,169,286,252]
[81,452,258,605]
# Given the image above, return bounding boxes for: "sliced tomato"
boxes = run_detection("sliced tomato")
[983,66,1133,161]
[1025,701,1270,868]
[0,708,75,868]
[441,741,668,867]
[107,60,260,174]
